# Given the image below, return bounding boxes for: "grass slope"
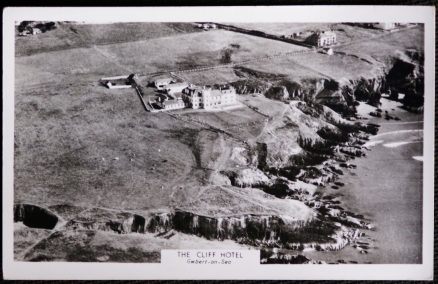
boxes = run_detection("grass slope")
[16,22,200,56]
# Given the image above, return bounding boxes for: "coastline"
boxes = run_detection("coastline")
[290,98,423,264]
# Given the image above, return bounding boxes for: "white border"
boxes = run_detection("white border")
[2,6,435,280]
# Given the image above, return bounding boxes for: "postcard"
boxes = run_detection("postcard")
[2,6,435,280]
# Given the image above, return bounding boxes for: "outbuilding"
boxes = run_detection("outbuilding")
[154,78,176,90]
[160,99,185,110]
[165,82,189,95]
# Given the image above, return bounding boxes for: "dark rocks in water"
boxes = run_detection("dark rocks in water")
[331,185,340,190]
[340,163,357,169]
[328,166,344,175]
[385,114,395,120]
[367,123,380,128]
[330,205,344,211]
[340,147,364,157]
[334,181,345,186]
[369,111,382,118]
[322,195,336,200]
[317,127,349,144]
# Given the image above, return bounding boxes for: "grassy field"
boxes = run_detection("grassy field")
[176,67,243,85]
[227,23,384,45]
[177,48,382,86]
[93,29,307,74]
[184,26,423,84]
[338,25,424,65]
[16,22,200,56]
[14,26,311,215]
[17,227,251,262]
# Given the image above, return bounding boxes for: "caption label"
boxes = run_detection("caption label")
[161,250,260,266]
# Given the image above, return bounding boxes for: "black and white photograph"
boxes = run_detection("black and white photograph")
[2,6,435,280]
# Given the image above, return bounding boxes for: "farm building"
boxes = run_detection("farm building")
[153,92,186,110]
[154,78,176,90]
[100,75,133,89]
[306,31,337,47]
[159,98,186,110]
[165,82,189,95]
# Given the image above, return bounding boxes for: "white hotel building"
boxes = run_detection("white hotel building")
[182,85,237,110]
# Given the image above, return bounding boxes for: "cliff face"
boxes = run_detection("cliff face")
[232,49,423,116]
[385,50,424,109]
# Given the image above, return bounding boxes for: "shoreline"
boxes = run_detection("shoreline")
[263,98,423,264]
